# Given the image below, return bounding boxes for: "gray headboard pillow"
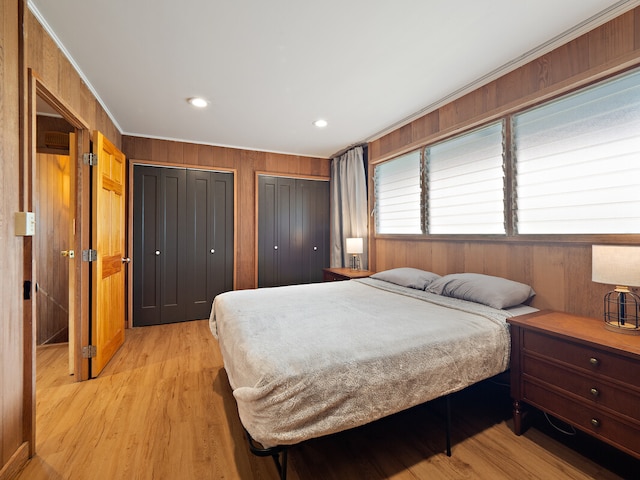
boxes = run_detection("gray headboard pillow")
[370,268,441,290]
[426,272,536,309]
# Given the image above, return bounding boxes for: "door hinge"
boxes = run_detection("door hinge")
[82,249,98,262]
[82,345,97,358]
[83,152,97,166]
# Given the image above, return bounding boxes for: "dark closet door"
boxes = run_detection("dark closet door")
[186,170,234,320]
[258,175,329,287]
[258,176,297,287]
[133,165,187,326]
[298,179,330,284]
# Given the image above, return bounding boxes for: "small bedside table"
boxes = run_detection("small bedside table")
[322,267,375,282]
[507,310,640,460]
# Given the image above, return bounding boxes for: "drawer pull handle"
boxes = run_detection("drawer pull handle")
[590,388,599,397]
[589,357,599,366]
[591,418,601,428]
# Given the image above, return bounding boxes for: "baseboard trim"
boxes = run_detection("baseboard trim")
[0,442,29,480]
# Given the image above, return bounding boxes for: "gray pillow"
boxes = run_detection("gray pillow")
[426,273,535,309]
[370,268,441,290]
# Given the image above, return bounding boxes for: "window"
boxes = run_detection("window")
[513,69,640,234]
[427,121,505,234]
[374,150,423,234]
[374,68,640,237]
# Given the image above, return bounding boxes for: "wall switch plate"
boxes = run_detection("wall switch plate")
[15,212,35,236]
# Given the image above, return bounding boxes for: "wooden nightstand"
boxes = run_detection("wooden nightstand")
[322,267,375,282]
[507,310,640,460]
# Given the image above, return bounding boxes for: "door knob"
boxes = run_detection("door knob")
[155,250,161,256]
[313,246,318,251]
[61,250,69,257]
[274,246,278,250]
[122,257,131,263]
[210,249,215,254]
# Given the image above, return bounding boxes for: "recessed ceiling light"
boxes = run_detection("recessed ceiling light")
[187,97,208,108]
[313,119,328,128]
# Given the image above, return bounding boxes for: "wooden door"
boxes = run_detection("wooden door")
[91,131,126,377]
[35,152,71,345]
[68,132,77,375]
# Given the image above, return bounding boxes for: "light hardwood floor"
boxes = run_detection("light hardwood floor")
[17,320,638,480]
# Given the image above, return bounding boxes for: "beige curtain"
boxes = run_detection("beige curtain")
[330,146,368,268]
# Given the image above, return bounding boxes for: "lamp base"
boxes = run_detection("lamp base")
[604,321,640,335]
[603,288,640,335]
[350,254,361,271]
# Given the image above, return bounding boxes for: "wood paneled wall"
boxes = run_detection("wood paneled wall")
[1,0,28,477]
[0,5,126,478]
[35,153,70,345]
[368,8,640,318]
[122,137,331,290]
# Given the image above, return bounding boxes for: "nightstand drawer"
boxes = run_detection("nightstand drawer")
[523,356,640,422]
[524,381,640,458]
[523,331,639,388]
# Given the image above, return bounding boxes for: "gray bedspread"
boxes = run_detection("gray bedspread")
[209,278,513,447]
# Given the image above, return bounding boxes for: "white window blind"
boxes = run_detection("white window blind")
[513,68,640,234]
[427,122,505,234]
[375,150,422,234]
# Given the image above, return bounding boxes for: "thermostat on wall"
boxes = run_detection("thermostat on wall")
[15,212,35,236]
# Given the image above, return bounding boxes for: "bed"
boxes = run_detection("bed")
[209,268,536,477]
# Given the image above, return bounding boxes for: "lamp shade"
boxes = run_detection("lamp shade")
[592,245,640,287]
[346,237,364,254]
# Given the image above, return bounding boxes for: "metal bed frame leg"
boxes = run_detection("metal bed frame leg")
[245,429,289,480]
[445,394,452,457]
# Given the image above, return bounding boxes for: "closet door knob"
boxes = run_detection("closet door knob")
[121,257,131,263]
[155,250,161,256]
[210,249,215,254]
[313,246,318,251]
[274,245,278,250]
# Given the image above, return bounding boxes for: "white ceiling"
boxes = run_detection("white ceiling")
[29,0,638,158]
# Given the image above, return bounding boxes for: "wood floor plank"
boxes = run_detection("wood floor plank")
[16,320,638,480]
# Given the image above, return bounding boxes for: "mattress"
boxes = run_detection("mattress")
[210,277,516,447]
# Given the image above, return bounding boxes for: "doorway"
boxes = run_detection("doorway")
[33,91,82,378]
[28,71,94,384]
[34,100,73,352]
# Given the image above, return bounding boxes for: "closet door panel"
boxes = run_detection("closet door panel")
[258,176,329,288]
[298,179,329,284]
[159,169,187,323]
[209,172,234,301]
[133,166,162,326]
[276,177,298,286]
[134,166,233,325]
[186,170,210,319]
[258,176,278,287]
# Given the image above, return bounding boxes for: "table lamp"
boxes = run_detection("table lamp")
[592,245,640,335]
[346,237,363,271]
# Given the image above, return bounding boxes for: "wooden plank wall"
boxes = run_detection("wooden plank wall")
[35,153,70,345]
[0,6,128,477]
[368,8,640,319]
[0,0,28,477]
[122,137,331,290]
